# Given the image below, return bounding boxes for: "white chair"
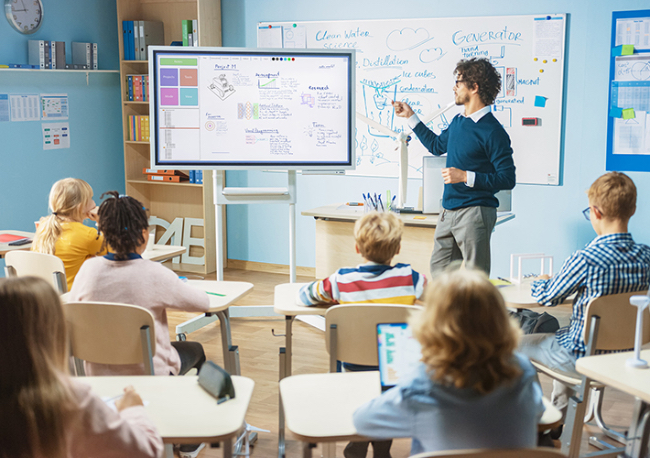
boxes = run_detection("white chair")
[325,303,420,372]
[4,250,67,294]
[409,448,567,458]
[65,301,156,375]
[530,290,650,458]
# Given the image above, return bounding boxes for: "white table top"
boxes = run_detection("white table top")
[576,349,650,403]
[188,280,254,313]
[274,282,330,316]
[83,375,254,443]
[280,371,382,442]
[0,230,35,256]
[142,244,186,262]
[302,204,515,229]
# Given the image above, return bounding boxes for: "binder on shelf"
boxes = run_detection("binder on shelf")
[127,75,133,101]
[133,75,142,101]
[124,21,134,60]
[54,41,66,69]
[192,20,198,46]
[133,21,141,60]
[122,21,128,59]
[182,20,191,46]
[44,41,51,68]
[140,21,164,60]
[142,168,181,176]
[8,63,39,68]
[92,43,98,69]
[72,42,92,68]
[196,170,203,184]
[147,174,188,183]
[189,170,196,183]
[28,40,45,69]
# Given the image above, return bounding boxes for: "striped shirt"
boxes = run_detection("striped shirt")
[532,233,650,358]
[298,262,427,306]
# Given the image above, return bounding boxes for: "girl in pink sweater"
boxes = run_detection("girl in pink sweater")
[69,191,210,376]
[0,276,163,458]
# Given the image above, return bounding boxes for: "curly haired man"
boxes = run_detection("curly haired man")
[392,58,516,276]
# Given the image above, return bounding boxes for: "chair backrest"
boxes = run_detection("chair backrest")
[4,250,67,294]
[325,303,420,370]
[65,301,156,375]
[583,290,650,353]
[409,448,567,458]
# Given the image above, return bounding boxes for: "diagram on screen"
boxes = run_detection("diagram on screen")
[208,74,236,100]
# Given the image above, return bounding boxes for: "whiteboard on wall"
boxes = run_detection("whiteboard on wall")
[258,14,566,185]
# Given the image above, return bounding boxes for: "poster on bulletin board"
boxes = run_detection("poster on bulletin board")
[606,10,650,172]
[259,14,567,185]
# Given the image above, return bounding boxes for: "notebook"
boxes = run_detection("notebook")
[376,322,422,388]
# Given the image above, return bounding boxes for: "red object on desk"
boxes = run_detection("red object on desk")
[0,234,28,243]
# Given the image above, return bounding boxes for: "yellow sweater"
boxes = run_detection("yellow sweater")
[33,222,106,290]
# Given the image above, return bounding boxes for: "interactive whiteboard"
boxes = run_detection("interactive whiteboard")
[259,15,567,185]
[149,47,355,170]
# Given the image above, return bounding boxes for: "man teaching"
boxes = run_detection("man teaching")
[392,57,516,276]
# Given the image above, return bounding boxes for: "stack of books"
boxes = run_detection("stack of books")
[128,115,150,142]
[142,169,189,183]
[122,21,164,60]
[126,75,150,101]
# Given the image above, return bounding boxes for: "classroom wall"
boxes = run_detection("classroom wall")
[221,0,650,278]
[0,0,124,272]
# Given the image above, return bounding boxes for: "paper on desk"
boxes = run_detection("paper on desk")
[102,395,149,412]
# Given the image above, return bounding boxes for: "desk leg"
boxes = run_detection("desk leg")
[626,398,650,458]
[279,347,287,458]
[216,310,240,376]
[302,442,313,458]
[286,316,294,377]
[322,442,336,458]
[164,444,174,458]
[224,438,233,458]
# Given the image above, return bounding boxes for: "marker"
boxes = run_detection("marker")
[497,277,512,284]
[347,202,363,206]
[378,195,384,211]
[206,291,226,297]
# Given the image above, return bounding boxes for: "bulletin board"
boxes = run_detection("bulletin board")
[607,9,650,172]
[259,14,567,185]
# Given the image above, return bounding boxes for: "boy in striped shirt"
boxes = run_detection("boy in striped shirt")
[519,172,650,419]
[298,210,426,458]
[298,211,427,307]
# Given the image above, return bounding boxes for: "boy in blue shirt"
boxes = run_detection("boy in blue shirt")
[519,172,650,417]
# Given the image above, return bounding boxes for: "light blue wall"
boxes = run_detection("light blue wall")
[0,0,123,272]
[221,0,650,278]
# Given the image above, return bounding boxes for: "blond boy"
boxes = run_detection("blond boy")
[298,211,427,306]
[519,172,650,414]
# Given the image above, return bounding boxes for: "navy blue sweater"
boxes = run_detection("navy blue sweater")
[413,112,516,210]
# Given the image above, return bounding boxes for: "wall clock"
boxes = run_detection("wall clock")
[4,0,43,34]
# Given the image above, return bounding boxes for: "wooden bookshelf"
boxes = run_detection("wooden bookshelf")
[116,0,222,274]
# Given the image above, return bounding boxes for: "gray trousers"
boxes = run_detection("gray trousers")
[430,206,497,276]
[518,333,579,418]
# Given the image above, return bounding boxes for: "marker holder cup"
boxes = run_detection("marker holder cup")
[626,295,650,369]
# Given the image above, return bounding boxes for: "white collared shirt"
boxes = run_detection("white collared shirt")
[406,106,492,187]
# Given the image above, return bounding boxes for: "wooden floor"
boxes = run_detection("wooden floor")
[166,268,637,458]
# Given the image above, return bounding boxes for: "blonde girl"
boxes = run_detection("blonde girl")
[353,269,544,455]
[32,178,106,290]
[0,276,163,458]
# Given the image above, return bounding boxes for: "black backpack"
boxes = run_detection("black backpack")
[509,308,560,334]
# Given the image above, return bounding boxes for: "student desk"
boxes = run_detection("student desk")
[142,244,186,262]
[83,375,254,458]
[576,350,650,458]
[176,280,254,375]
[0,230,34,257]
[499,280,573,327]
[302,204,515,278]
[280,371,562,458]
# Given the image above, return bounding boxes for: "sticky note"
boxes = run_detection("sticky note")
[413,216,427,220]
[534,96,547,107]
[622,108,636,119]
[609,106,623,118]
[612,45,635,56]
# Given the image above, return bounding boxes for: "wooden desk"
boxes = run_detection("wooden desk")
[280,371,562,458]
[303,204,515,278]
[142,244,186,262]
[0,230,34,257]
[83,375,254,458]
[175,280,254,375]
[577,350,650,458]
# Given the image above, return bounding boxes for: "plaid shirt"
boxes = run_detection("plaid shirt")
[532,233,650,358]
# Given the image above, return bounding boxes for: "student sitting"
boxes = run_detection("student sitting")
[32,178,107,290]
[68,191,210,377]
[0,276,163,458]
[298,211,427,458]
[519,171,650,417]
[353,269,544,456]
